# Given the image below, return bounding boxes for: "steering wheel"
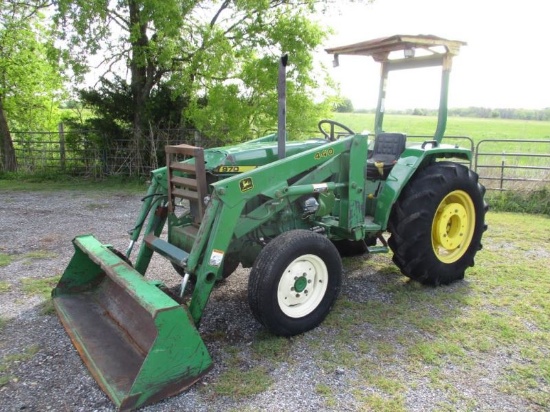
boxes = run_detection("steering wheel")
[318,119,355,141]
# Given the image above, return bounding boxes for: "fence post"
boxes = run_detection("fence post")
[58,123,66,172]
[500,159,505,191]
[194,130,201,147]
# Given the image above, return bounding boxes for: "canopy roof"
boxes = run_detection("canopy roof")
[325,34,466,62]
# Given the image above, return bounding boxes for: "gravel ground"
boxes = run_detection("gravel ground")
[0,189,537,411]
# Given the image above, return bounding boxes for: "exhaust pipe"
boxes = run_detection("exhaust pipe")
[277,54,288,159]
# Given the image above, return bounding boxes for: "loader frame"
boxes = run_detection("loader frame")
[53,34,474,411]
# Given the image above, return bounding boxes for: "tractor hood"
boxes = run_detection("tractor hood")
[202,134,329,174]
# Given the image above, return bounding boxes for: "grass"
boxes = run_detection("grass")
[0,281,11,293]
[315,383,338,408]
[332,112,550,141]
[201,326,305,400]
[312,211,550,410]
[211,366,273,398]
[206,331,291,399]
[208,343,274,399]
[20,275,61,315]
[21,276,61,298]
[0,345,40,388]
[0,173,147,193]
[0,250,58,268]
[251,331,291,362]
[353,392,406,412]
[21,251,58,263]
[487,187,550,215]
[0,253,12,267]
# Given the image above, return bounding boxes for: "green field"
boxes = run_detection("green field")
[331,112,550,141]
[329,113,550,191]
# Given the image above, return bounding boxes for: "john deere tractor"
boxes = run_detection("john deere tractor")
[52,35,487,410]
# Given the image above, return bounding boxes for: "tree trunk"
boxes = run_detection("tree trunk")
[0,94,17,172]
[128,0,152,176]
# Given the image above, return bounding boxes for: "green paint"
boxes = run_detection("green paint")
[53,35,478,410]
[52,235,212,410]
[294,276,307,293]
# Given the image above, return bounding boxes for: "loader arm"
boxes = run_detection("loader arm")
[184,134,369,324]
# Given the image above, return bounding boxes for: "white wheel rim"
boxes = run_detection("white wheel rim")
[277,254,328,318]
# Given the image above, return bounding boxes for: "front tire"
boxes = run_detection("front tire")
[248,230,342,336]
[388,161,488,285]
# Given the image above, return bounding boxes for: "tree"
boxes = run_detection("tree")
[334,97,354,113]
[0,1,64,172]
[67,75,187,147]
[53,1,352,171]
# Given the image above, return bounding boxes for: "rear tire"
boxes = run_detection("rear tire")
[248,230,342,336]
[388,162,488,285]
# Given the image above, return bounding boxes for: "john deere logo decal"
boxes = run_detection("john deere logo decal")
[239,177,254,192]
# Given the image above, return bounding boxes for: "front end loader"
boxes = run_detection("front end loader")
[52,35,487,410]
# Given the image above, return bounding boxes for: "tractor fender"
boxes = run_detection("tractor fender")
[373,144,471,229]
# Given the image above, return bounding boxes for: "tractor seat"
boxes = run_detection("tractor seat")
[366,133,407,179]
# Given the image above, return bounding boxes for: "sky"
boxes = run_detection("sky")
[319,0,550,110]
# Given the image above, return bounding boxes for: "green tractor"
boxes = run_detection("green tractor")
[52,35,487,410]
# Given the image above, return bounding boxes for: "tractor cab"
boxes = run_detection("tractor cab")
[326,35,466,178]
[326,34,466,140]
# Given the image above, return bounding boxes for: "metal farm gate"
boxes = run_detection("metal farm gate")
[10,129,550,191]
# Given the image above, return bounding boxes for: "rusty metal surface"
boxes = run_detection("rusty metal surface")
[52,235,213,410]
[54,290,149,404]
[54,274,213,411]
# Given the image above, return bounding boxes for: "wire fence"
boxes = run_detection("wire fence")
[11,126,228,177]
[10,127,550,191]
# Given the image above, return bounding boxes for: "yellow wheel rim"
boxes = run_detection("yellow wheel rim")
[431,190,475,263]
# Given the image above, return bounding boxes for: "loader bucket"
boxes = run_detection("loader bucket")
[52,235,212,411]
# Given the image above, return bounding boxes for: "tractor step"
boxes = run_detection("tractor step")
[169,224,200,253]
[144,234,190,267]
[365,223,388,253]
[366,245,389,254]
